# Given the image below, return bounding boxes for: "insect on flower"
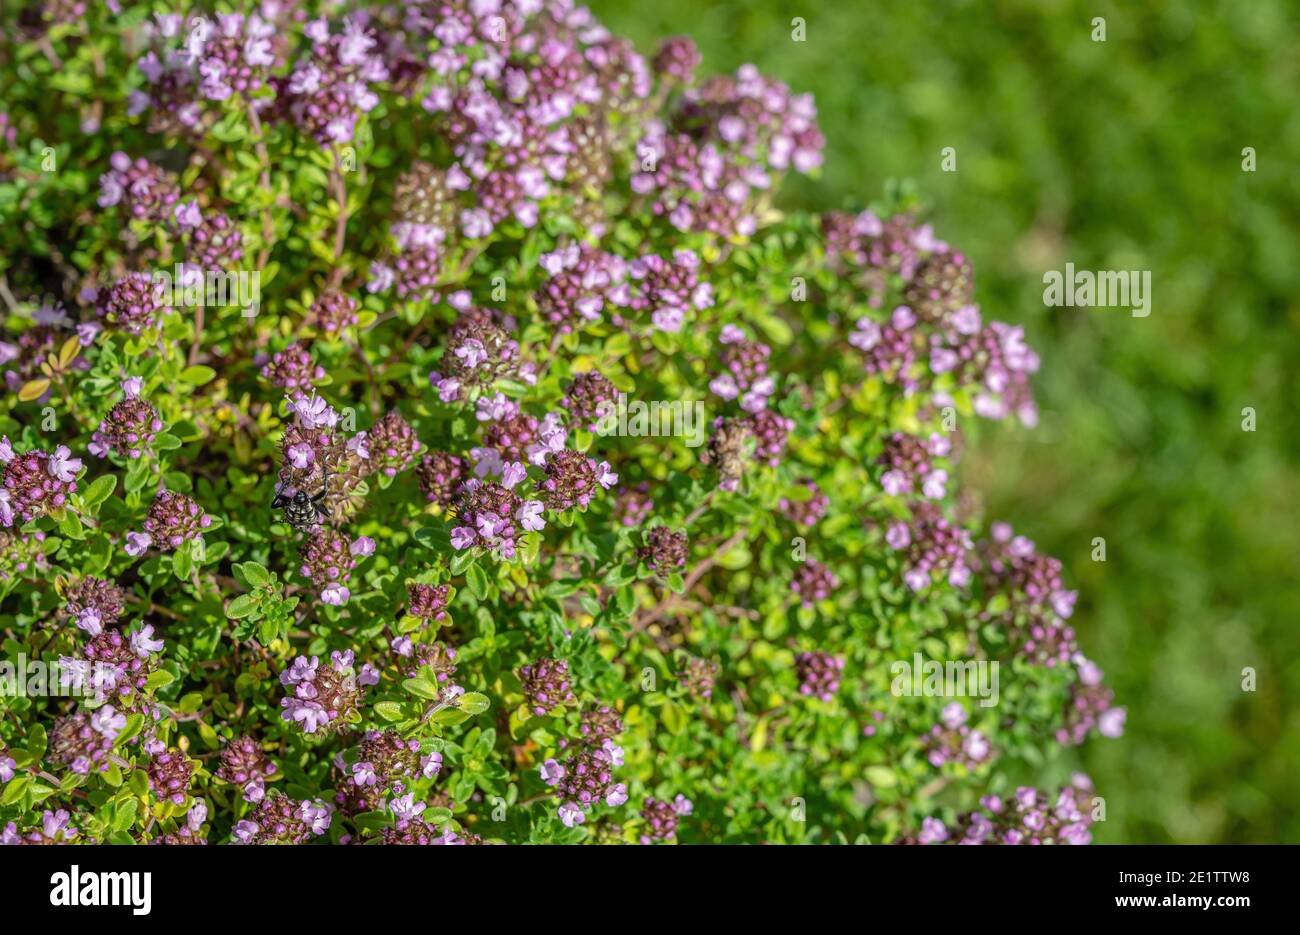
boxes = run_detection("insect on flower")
[272,461,331,532]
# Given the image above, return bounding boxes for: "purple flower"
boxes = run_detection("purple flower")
[557,802,586,828]
[125,532,152,556]
[540,759,565,786]
[130,624,165,657]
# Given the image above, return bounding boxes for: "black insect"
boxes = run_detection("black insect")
[272,461,331,532]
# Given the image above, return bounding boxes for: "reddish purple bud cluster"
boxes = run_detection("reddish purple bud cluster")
[144,490,211,550]
[746,409,794,467]
[563,371,618,431]
[89,397,164,459]
[537,246,629,333]
[517,657,576,717]
[350,730,421,795]
[78,628,155,701]
[638,525,689,574]
[634,64,824,238]
[710,326,774,412]
[96,272,165,335]
[49,709,118,776]
[924,705,994,768]
[407,582,450,621]
[450,479,528,557]
[540,449,613,511]
[885,503,974,592]
[877,431,951,499]
[369,410,422,477]
[148,748,195,805]
[979,522,1077,619]
[578,704,624,745]
[791,559,838,608]
[184,211,244,269]
[546,737,629,827]
[481,411,538,462]
[778,479,829,527]
[1,444,81,525]
[417,451,467,507]
[652,36,702,83]
[62,575,126,634]
[98,152,180,223]
[794,650,844,701]
[216,735,276,791]
[260,343,325,390]
[1059,678,1127,745]
[308,289,359,336]
[639,796,688,843]
[299,528,356,594]
[621,250,713,333]
[679,655,720,701]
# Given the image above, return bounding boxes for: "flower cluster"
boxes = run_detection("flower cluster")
[639,794,693,844]
[911,776,1098,845]
[216,735,277,803]
[923,703,994,769]
[279,652,365,735]
[49,707,125,776]
[541,736,629,828]
[885,503,974,592]
[876,432,951,499]
[89,385,164,460]
[638,526,688,575]
[791,559,838,608]
[260,344,325,391]
[0,438,81,526]
[794,650,844,701]
[148,748,195,805]
[138,489,211,553]
[233,791,332,845]
[517,657,576,717]
[62,575,126,635]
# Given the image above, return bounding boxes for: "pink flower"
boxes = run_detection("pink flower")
[47,446,82,483]
[131,624,165,657]
[557,802,586,828]
[321,583,350,605]
[516,500,545,532]
[540,759,565,786]
[125,532,152,556]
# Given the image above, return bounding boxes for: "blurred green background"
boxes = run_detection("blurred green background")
[592,0,1300,843]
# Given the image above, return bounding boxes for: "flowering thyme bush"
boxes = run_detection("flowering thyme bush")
[0,1,1122,846]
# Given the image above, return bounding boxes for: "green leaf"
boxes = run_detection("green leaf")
[153,433,182,451]
[81,474,117,512]
[113,800,139,833]
[237,561,271,588]
[1,776,30,806]
[226,594,259,619]
[864,766,898,789]
[144,670,175,691]
[403,677,441,701]
[465,563,489,600]
[114,713,145,748]
[179,365,217,385]
[458,692,490,715]
[374,701,406,722]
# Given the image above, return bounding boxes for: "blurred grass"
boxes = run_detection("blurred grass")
[592,0,1300,842]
